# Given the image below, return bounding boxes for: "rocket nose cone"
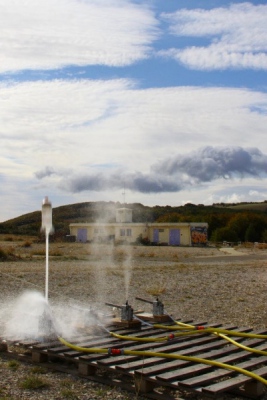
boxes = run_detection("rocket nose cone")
[43,196,51,206]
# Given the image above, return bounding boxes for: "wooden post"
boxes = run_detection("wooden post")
[134,376,156,393]
[244,381,265,398]
[0,342,7,352]
[32,351,48,363]
[78,362,96,376]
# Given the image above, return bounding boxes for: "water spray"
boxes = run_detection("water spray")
[41,196,53,302]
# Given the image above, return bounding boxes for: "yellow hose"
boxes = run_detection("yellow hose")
[58,338,107,354]
[217,333,267,356]
[109,331,174,342]
[172,321,267,355]
[106,321,267,358]
[58,336,267,386]
[155,323,267,339]
[173,321,267,356]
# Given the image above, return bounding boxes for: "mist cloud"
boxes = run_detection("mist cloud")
[35,146,267,194]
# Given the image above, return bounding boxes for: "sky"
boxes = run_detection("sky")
[1,0,267,222]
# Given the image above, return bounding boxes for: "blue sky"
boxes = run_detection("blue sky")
[1,0,267,222]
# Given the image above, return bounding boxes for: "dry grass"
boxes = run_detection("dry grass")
[145,284,166,296]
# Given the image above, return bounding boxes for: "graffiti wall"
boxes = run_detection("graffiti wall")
[190,226,208,245]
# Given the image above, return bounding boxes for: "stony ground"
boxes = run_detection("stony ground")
[0,236,267,399]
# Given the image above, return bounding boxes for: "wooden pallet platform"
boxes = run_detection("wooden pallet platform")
[1,321,267,399]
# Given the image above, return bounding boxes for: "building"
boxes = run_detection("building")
[69,207,208,246]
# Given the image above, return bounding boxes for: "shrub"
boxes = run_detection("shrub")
[60,379,78,399]
[60,389,79,399]
[7,360,20,371]
[31,249,45,256]
[135,235,150,246]
[0,246,19,261]
[22,241,32,248]
[146,284,166,296]
[30,366,47,374]
[4,236,14,241]
[0,248,8,261]
[19,376,49,390]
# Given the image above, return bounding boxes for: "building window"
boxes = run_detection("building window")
[159,229,164,232]
[126,229,132,236]
[120,229,125,236]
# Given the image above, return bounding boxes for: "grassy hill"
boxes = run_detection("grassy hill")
[0,201,154,237]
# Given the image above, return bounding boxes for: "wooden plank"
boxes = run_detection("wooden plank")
[133,341,243,382]
[5,321,267,400]
[95,330,224,367]
[30,339,61,350]
[132,331,267,394]
[16,340,41,347]
[201,366,267,395]
[115,357,169,375]
[77,326,200,365]
[179,355,267,388]
[155,337,267,382]
[79,325,252,370]
[41,321,227,357]
[156,351,248,382]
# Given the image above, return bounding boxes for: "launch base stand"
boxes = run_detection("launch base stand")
[134,312,172,323]
[109,317,142,329]
[135,296,173,323]
[105,301,142,329]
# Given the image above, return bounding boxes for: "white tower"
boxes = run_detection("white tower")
[116,208,132,223]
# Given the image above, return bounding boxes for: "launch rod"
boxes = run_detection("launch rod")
[105,302,124,309]
[135,296,154,304]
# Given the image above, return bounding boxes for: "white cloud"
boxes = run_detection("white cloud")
[1,78,267,220]
[161,3,267,70]
[0,0,159,73]
[1,79,267,176]
[206,179,267,205]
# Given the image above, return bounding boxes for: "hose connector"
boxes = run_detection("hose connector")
[108,348,124,356]
[197,325,205,330]
[168,333,175,340]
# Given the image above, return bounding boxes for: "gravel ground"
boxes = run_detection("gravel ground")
[0,238,267,399]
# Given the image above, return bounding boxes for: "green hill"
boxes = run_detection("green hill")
[0,201,154,237]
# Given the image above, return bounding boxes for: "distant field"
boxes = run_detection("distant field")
[223,202,267,211]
